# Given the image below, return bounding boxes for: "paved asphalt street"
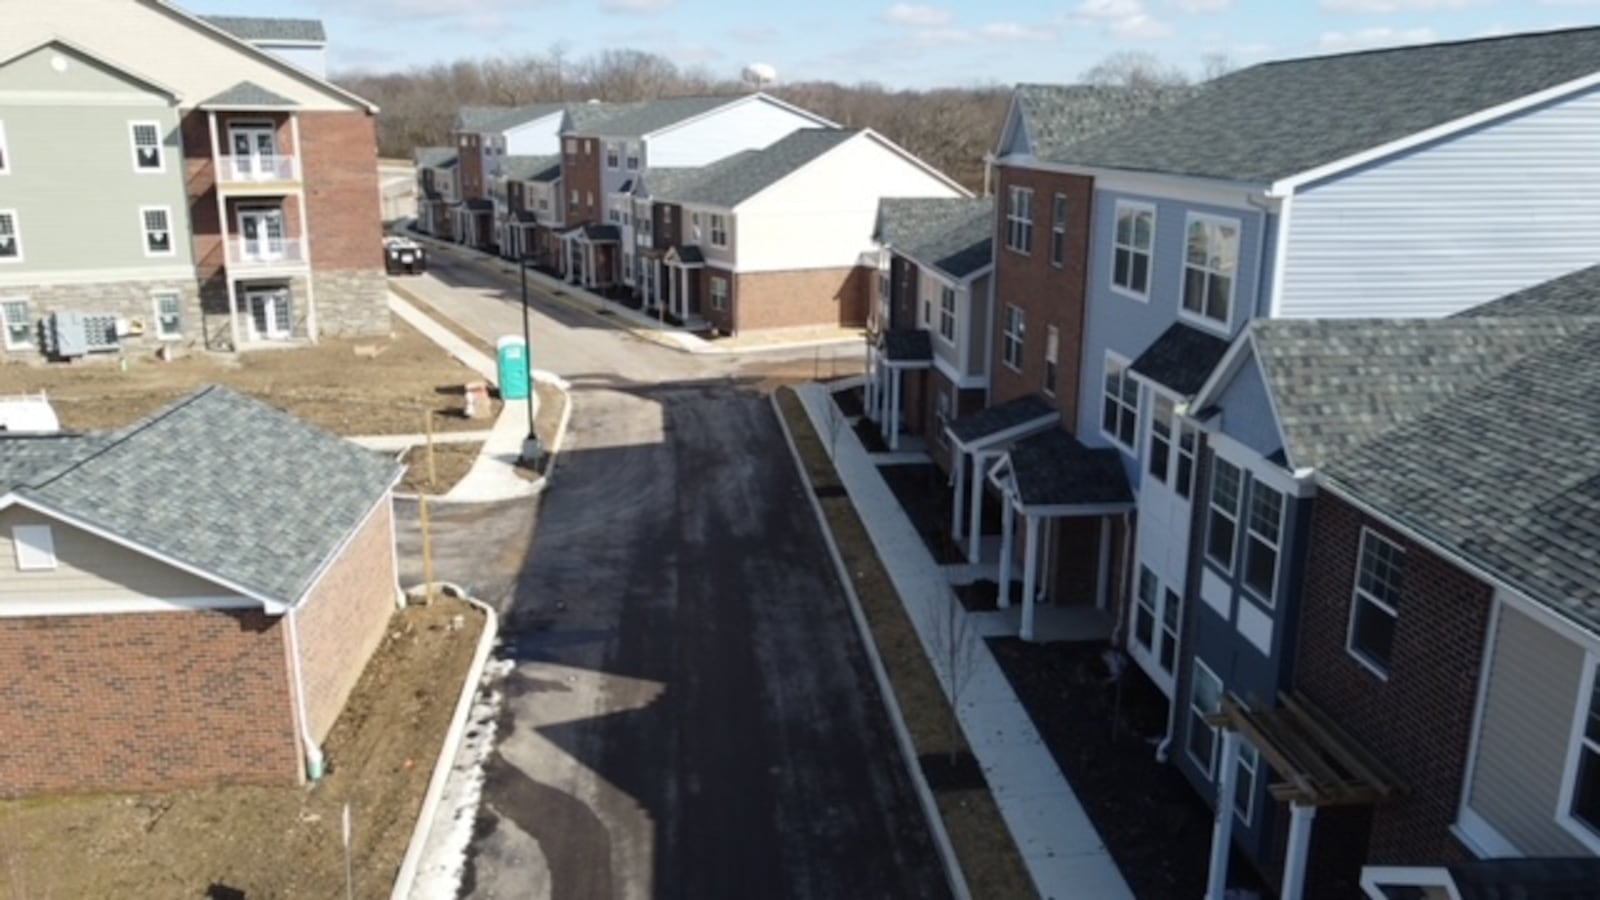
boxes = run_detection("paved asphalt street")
[392,249,951,900]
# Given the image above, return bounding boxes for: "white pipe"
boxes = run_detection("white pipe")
[285,605,325,781]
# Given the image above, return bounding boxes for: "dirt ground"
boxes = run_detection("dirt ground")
[0,319,500,436]
[400,442,483,494]
[0,597,485,900]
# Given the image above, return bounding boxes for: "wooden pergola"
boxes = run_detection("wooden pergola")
[1202,692,1406,900]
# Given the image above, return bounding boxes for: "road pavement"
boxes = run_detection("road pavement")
[393,248,949,900]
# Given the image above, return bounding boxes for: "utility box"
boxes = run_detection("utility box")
[496,336,530,401]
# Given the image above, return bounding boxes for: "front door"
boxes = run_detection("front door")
[237,208,286,260]
[245,288,292,341]
[1130,388,1197,697]
[230,125,279,179]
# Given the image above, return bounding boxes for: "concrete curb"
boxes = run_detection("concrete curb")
[768,391,971,900]
[389,583,500,900]
[530,369,575,493]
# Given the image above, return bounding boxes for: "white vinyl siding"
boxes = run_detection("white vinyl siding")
[1006,186,1033,254]
[0,121,9,174]
[1348,528,1405,676]
[1111,201,1155,298]
[1001,304,1024,371]
[1101,352,1139,452]
[1,299,32,350]
[140,206,173,257]
[0,210,20,261]
[130,121,163,172]
[1181,214,1239,330]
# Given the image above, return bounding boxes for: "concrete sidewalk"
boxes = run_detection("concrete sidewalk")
[792,382,1132,900]
[348,430,493,452]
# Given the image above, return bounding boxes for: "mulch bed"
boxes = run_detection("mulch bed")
[953,578,1023,613]
[851,417,890,453]
[876,462,995,565]
[833,386,865,418]
[986,638,1270,900]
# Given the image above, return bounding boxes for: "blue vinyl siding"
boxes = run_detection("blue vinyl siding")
[1211,355,1283,459]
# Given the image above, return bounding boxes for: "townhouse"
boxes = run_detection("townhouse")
[1,2,388,358]
[414,146,459,239]
[495,154,563,264]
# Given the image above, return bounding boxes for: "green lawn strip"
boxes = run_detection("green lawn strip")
[775,388,1034,898]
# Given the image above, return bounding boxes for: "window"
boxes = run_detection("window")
[1112,202,1155,297]
[1235,739,1259,825]
[935,391,951,449]
[130,121,163,172]
[710,276,729,312]
[459,135,469,147]
[921,294,931,329]
[626,145,640,170]
[0,210,19,261]
[605,142,619,169]
[1348,529,1405,675]
[1050,193,1067,267]
[11,525,56,570]
[0,120,9,174]
[1565,660,1600,842]
[710,214,727,248]
[153,292,182,340]
[1148,395,1173,483]
[1101,354,1139,451]
[539,198,549,211]
[141,206,174,256]
[1,299,32,350]
[1043,325,1059,396]
[1001,304,1025,371]
[1006,186,1034,254]
[1160,586,1181,673]
[569,189,579,206]
[608,208,620,224]
[564,138,575,154]
[1243,482,1284,605]
[1134,566,1157,652]
[1183,215,1239,327]
[1206,457,1242,572]
[1188,659,1223,779]
[1176,423,1197,500]
[938,286,956,342]
[586,191,593,208]
[690,211,702,242]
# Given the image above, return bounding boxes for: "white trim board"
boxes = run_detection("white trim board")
[0,594,259,617]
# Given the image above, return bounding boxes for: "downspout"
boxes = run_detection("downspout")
[285,604,326,781]
[1245,191,1273,319]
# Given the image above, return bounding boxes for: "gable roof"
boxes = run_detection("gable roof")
[1458,262,1600,318]
[1320,319,1600,634]
[200,79,298,109]
[199,15,325,43]
[0,386,400,607]
[1009,84,1197,164]
[649,129,854,208]
[948,393,1057,446]
[415,146,457,169]
[457,103,570,134]
[0,38,181,100]
[501,154,560,182]
[877,197,994,281]
[1004,429,1132,510]
[578,94,742,137]
[1049,26,1600,185]
[457,105,515,132]
[1130,323,1231,397]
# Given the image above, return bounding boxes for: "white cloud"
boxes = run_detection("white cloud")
[1320,0,1485,12]
[600,0,676,13]
[976,22,1056,41]
[909,22,1055,47]
[1173,0,1234,12]
[1318,26,1439,51]
[882,3,954,26]
[1073,0,1175,39]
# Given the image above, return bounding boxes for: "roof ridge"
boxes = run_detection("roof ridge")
[1249,23,1600,70]
[24,385,222,490]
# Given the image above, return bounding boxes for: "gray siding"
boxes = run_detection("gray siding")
[1213,352,1283,458]
[1280,86,1600,319]
[964,270,991,379]
[1467,604,1593,856]
[0,507,234,605]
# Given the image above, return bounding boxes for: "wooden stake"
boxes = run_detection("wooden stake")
[424,410,437,491]
[419,494,435,606]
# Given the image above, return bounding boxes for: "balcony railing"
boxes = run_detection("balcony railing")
[227,238,307,268]
[218,155,300,184]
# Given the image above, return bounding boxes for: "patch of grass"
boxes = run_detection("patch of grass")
[774,388,1034,898]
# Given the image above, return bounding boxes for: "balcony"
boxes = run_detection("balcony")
[217,155,300,186]
[226,238,307,270]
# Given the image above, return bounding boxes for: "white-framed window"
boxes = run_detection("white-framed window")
[626,145,640,170]
[938,285,956,343]
[140,206,174,257]
[1,298,33,350]
[0,120,9,174]
[1182,214,1239,328]
[1188,658,1223,779]
[710,275,729,312]
[710,214,727,248]
[1101,352,1139,451]
[1235,739,1259,825]
[1206,457,1242,573]
[459,135,469,147]
[1148,394,1174,483]
[0,210,20,262]
[1050,192,1067,267]
[152,291,182,340]
[1160,583,1181,674]
[608,208,620,224]
[1001,304,1025,371]
[1006,186,1034,254]
[1111,201,1155,298]
[570,189,579,206]
[586,191,594,207]
[130,121,164,172]
[1560,657,1600,847]
[1043,325,1059,396]
[564,138,575,154]
[1243,482,1285,606]
[605,142,619,169]
[1134,565,1158,652]
[11,524,56,570]
[1347,528,1405,676]
[1176,422,1197,500]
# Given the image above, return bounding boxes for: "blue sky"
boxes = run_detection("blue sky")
[209,0,1597,87]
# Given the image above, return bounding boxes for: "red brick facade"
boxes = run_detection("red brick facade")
[299,111,384,274]
[1296,492,1492,888]
[734,267,870,333]
[457,132,484,201]
[563,137,602,227]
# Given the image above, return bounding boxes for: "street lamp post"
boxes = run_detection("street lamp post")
[519,250,543,468]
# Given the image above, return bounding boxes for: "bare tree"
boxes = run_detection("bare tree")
[926,587,979,764]
[1080,50,1191,89]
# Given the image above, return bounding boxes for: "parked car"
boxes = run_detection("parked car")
[384,236,426,275]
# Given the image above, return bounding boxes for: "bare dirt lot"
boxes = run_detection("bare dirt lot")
[0,597,485,900]
[0,319,499,436]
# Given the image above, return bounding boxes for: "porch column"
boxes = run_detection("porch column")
[586,244,596,287]
[1097,517,1113,610]
[950,450,966,541]
[888,367,902,451]
[1204,729,1242,900]
[966,451,987,564]
[1021,513,1039,641]
[1281,803,1318,900]
[998,498,1015,609]
[680,266,690,318]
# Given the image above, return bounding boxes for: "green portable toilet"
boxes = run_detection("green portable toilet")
[497,335,530,401]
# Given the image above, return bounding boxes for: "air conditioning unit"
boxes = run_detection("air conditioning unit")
[44,311,120,359]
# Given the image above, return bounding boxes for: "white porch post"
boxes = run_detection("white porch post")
[888,367,902,451]
[1204,729,1242,900]
[951,450,966,541]
[680,266,690,318]
[1021,513,1039,641]
[1281,803,1318,900]
[1097,517,1113,610]
[998,498,1015,609]
[864,352,878,424]
[586,243,596,287]
[966,451,987,564]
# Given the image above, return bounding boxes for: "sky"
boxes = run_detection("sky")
[206,0,1598,87]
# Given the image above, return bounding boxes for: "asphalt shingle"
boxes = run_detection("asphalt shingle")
[201,15,326,43]
[1458,262,1600,318]
[1129,323,1231,396]
[1012,84,1197,164]
[501,154,560,182]
[573,95,745,138]
[648,129,855,209]
[877,197,994,281]
[881,329,933,364]
[948,394,1057,445]
[201,80,298,109]
[1007,429,1132,509]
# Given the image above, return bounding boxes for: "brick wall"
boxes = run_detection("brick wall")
[564,139,601,226]
[293,499,399,742]
[458,133,483,201]
[734,266,870,333]
[1297,492,1491,877]
[0,608,300,796]
[299,112,388,337]
[989,165,1094,428]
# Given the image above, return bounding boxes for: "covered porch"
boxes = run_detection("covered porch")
[502,210,539,260]
[560,224,620,289]
[945,394,1058,565]
[659,245,705,325]
[864,329,932,452]
[452,199,494,249]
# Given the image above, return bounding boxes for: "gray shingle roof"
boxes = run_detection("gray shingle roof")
[650,129,854,208]
[201,80,298,109]
[415,147,457,169]
[1458,263,1600,318]
[669,245,705,264]
[457,106,516,132]
[877,198,994,281]
[200,15,326,43]
[948,393,1057,445]
[1250,317,1591,470]
[1012,84,1197,164]
[578,224,620,242]
[881,329,933,364]
[1321,320,1600,633]
[501,154,559,181]
[0,386,399,606]
[1130,323,1231,396]
[1051,26,1600,183]
[574,95,744,138]
[482,103,568,133]
[1006,429,1132,509]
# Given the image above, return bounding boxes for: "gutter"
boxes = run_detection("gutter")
[285,604,326,781]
